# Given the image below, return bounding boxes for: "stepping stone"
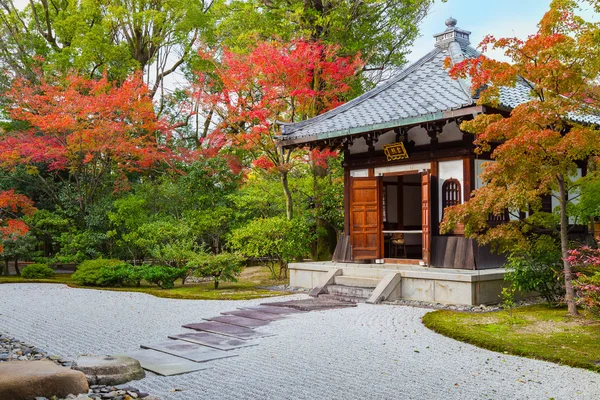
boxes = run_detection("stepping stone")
[140,340,237,363]
[204,315,271,328]
[73,355,145,385]
[221,309,284,321]
[182,321,274,339]
[169,332,258,351]
[125,349,209,376]
[244,305,306,314]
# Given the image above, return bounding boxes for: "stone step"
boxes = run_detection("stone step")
[317,293,366,304]
[324,284,374,299]
[333,276,381,288]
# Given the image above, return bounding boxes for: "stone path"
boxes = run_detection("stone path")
[130,304,317,375]
[1,284,600,400]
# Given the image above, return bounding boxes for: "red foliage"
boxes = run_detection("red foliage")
[310,149,338,169]
[1,72,173,177]
[194,39,362,171]
[0,190,36,251]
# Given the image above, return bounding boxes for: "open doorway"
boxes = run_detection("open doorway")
[382,173,423,260]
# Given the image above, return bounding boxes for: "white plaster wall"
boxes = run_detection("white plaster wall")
[438,159,464,222]
[375,162,430,175]
[349,136,369,154]
[407,126,430,146]
[474,159,491,190]
[350,169,369,177]
[439,121,464,143]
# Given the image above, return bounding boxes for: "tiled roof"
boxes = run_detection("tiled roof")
[280,46,474,142]
[279,25,600,144]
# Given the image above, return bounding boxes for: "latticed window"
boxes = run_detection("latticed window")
[441,178,461,216]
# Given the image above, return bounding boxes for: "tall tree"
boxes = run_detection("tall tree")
[0,72,174,219]
[218,0,432,84]
[0,0,219,101]
[194,40,362,219]
[442,0,600,316]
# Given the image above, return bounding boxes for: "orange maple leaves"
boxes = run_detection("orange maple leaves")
[0,190,36,251]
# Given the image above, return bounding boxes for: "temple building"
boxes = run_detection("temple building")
[277,18,589,305]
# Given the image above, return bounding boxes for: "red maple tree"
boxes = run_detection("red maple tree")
[1,72,174,215]
[0,190,36,251]
[442,0,600,315]
[194,39,362,218]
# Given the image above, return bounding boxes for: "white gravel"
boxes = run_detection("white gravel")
[1,283,599,400]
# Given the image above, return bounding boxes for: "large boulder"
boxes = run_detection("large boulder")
[0,360,89,400]
[73,355,145,385]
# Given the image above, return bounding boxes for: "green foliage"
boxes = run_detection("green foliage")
[21,263,55,279]
[72,258,127,286]
[229,216,313,279]
[505,235,564,305]
[499,286,517,322]
[574,271,600,318]
[218,0,433,85]
[188,252,245,289]
[141,265,187,289]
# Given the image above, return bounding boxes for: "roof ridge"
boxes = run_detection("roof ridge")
[281,47,444,135]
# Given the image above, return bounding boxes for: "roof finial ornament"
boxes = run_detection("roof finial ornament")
[445,17,457,29]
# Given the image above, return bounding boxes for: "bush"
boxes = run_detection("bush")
[188,252,245,289]
[228,217,313,279]
[505,235,564,305]
[567,244,600,318]
[21,263,55,279]
[140,265,187,289]
[72,258,130,286]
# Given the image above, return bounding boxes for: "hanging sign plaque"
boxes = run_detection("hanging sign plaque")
[382,142,409,161]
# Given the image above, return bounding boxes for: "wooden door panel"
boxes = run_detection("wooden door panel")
[349,177,382,260]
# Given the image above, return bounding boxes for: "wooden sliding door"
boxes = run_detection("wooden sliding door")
[350,177,382,260]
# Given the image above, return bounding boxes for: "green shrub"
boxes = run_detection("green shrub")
[188,252,246,289]
[21,263,55,279]
[229,217,313,279]
[95,261,138,286]
[72,259,126,286]
[505,235,564,305]
[141,265,187,289]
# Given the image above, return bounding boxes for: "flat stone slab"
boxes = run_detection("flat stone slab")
[221,309,285,321]
[73,355,145,385]
[243,305,306,314]
[204,315,271,328]
[125,349,209,376]
[262,298,357,311]
[0,360,89,400]
[182,321,274,339]
[168,332,258,351]
[140,340,237,363]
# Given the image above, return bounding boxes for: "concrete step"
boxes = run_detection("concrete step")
[333,276,380,288]
[325,284,374,299]
[317,293,365,304]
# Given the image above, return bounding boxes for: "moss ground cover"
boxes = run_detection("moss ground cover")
[0,266,288,300]
[422,305,600,372]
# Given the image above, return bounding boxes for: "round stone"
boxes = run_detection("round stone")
[73,356,145,386]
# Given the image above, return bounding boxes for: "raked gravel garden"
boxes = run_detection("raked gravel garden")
[1,283,599,400]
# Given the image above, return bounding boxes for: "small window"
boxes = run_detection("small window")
[442,178,461,216]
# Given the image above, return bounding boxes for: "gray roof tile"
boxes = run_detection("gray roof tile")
[279,44,600,143]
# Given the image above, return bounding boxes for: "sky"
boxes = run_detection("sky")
[408,0,597,62]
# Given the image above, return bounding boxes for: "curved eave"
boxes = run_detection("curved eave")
[278,105,484,148]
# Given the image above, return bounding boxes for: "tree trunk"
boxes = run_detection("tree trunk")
[280,171,293,220]
[558,175,579,316]
[14,257,20,276]
[2,260,8,276]
[214,279,219,289]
